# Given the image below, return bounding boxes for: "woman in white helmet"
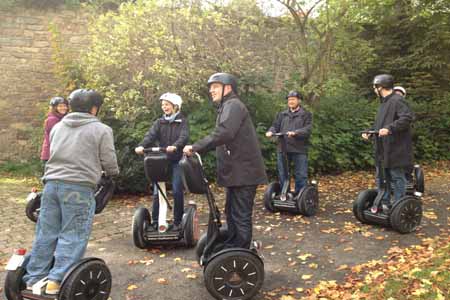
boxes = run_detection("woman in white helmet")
[393,86,406,97]
[135,92,189,231]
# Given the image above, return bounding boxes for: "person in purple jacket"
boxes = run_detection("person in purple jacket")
[40,97,69,165]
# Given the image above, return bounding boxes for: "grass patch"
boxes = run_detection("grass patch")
[0,159,43,178]
[361,242,450,299]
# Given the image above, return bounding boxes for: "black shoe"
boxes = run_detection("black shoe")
[150,222,158,231]
[169,223,182,231]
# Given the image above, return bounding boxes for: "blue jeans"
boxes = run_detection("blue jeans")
[24,181,95,284]
[376,167,407,204]
[277,152,308,194]
[152,160,184,225]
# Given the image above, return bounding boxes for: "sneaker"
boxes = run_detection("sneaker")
[45,281,60,295]
[382,203,391,214]
[169,223,182,231]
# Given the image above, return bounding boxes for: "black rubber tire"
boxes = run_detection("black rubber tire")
[264,182,280,212]
[132,207,151,249]
[297,185,319,216]
[25,193,41,223]
[353,189,377,224]
[4,268,26,300]
[414,167,425,194]
[196,227,229,264]
[183,205,199,248]
[59,260,112,300]
[390,197,422,234]
[204,250,264,300]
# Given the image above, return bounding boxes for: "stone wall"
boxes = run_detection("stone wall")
[0,7,88,162]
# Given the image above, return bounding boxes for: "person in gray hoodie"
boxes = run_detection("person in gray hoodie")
[24,89,119,295]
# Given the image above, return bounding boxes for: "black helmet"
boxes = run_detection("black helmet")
[207,72,238,93]
[49,96,68,107]
[373,74,394,89]
[286,90,302,99]
[68,89,104,113]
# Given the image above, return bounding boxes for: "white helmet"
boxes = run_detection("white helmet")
[159,92,182,109]
[393,86,406,96]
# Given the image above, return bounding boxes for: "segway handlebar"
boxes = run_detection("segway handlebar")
[361,130,379,136]
[273,132,287,137]
[143,147,167,153]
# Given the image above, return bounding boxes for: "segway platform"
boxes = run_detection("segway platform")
[353,131,423,233]
[4,249,111,300]
[132,148,199,249]
[264,133,319,216]
[180,154,264,300]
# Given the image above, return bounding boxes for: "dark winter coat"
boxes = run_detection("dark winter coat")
[140,113,189,161]
[40,111,65,161]
[373,93,414,168]
[192,92,267,187]
[268,107,312,154]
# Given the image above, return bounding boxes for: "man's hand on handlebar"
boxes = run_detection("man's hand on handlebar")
[183,145,194,156]
[286,131,296,138]
[265,131,273,138]
[379,128,390,136]
[166,145,177,153]
[135,146,144,155]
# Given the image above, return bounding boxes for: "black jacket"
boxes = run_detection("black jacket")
[268,107,312,154]
[373,93,414,168]
[140,113,189,161]
[193,92,267,187]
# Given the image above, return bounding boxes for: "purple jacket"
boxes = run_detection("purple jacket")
[40,112,64,160]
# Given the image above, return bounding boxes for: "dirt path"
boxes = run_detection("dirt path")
[0,163,449,299]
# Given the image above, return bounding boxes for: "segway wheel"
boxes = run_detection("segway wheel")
[25,193,41,223]
[264,182,280,212]
[59,260,112,300]
[414,166,425,194]
[204,250,264,300]
[132,207,151,249]
[390,197,422,234]
[353,189,377,224]
[4,268,26,300]
[183,205,199,248]
[196,227,229,263]
[297,185,319,216]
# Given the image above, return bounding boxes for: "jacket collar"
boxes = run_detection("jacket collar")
[282,106,304,116]
[381,91,395,103]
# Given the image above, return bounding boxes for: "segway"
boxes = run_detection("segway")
[264,132,319,216]
[25,173,116,223]
[353,131,423,233]
[132,147,199,249]
[4,249,112,300]
[180,154,264,300]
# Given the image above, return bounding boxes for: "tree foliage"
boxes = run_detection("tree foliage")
[48,0,450,192]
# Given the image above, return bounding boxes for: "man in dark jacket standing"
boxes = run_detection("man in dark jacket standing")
[265,91,312,195]
[363,74,414,208]
[183,72,267,249]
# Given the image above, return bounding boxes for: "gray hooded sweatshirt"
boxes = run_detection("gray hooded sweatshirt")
[43,112,119,187]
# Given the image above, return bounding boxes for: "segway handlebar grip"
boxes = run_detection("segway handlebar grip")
[143,147,167,153]
[273,132,286,136]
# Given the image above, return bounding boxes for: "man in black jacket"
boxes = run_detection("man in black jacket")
[265,90,312,195]
[363,74,414,209]
[183,72,267,249]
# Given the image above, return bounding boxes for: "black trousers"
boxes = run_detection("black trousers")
[224,185,257,249]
